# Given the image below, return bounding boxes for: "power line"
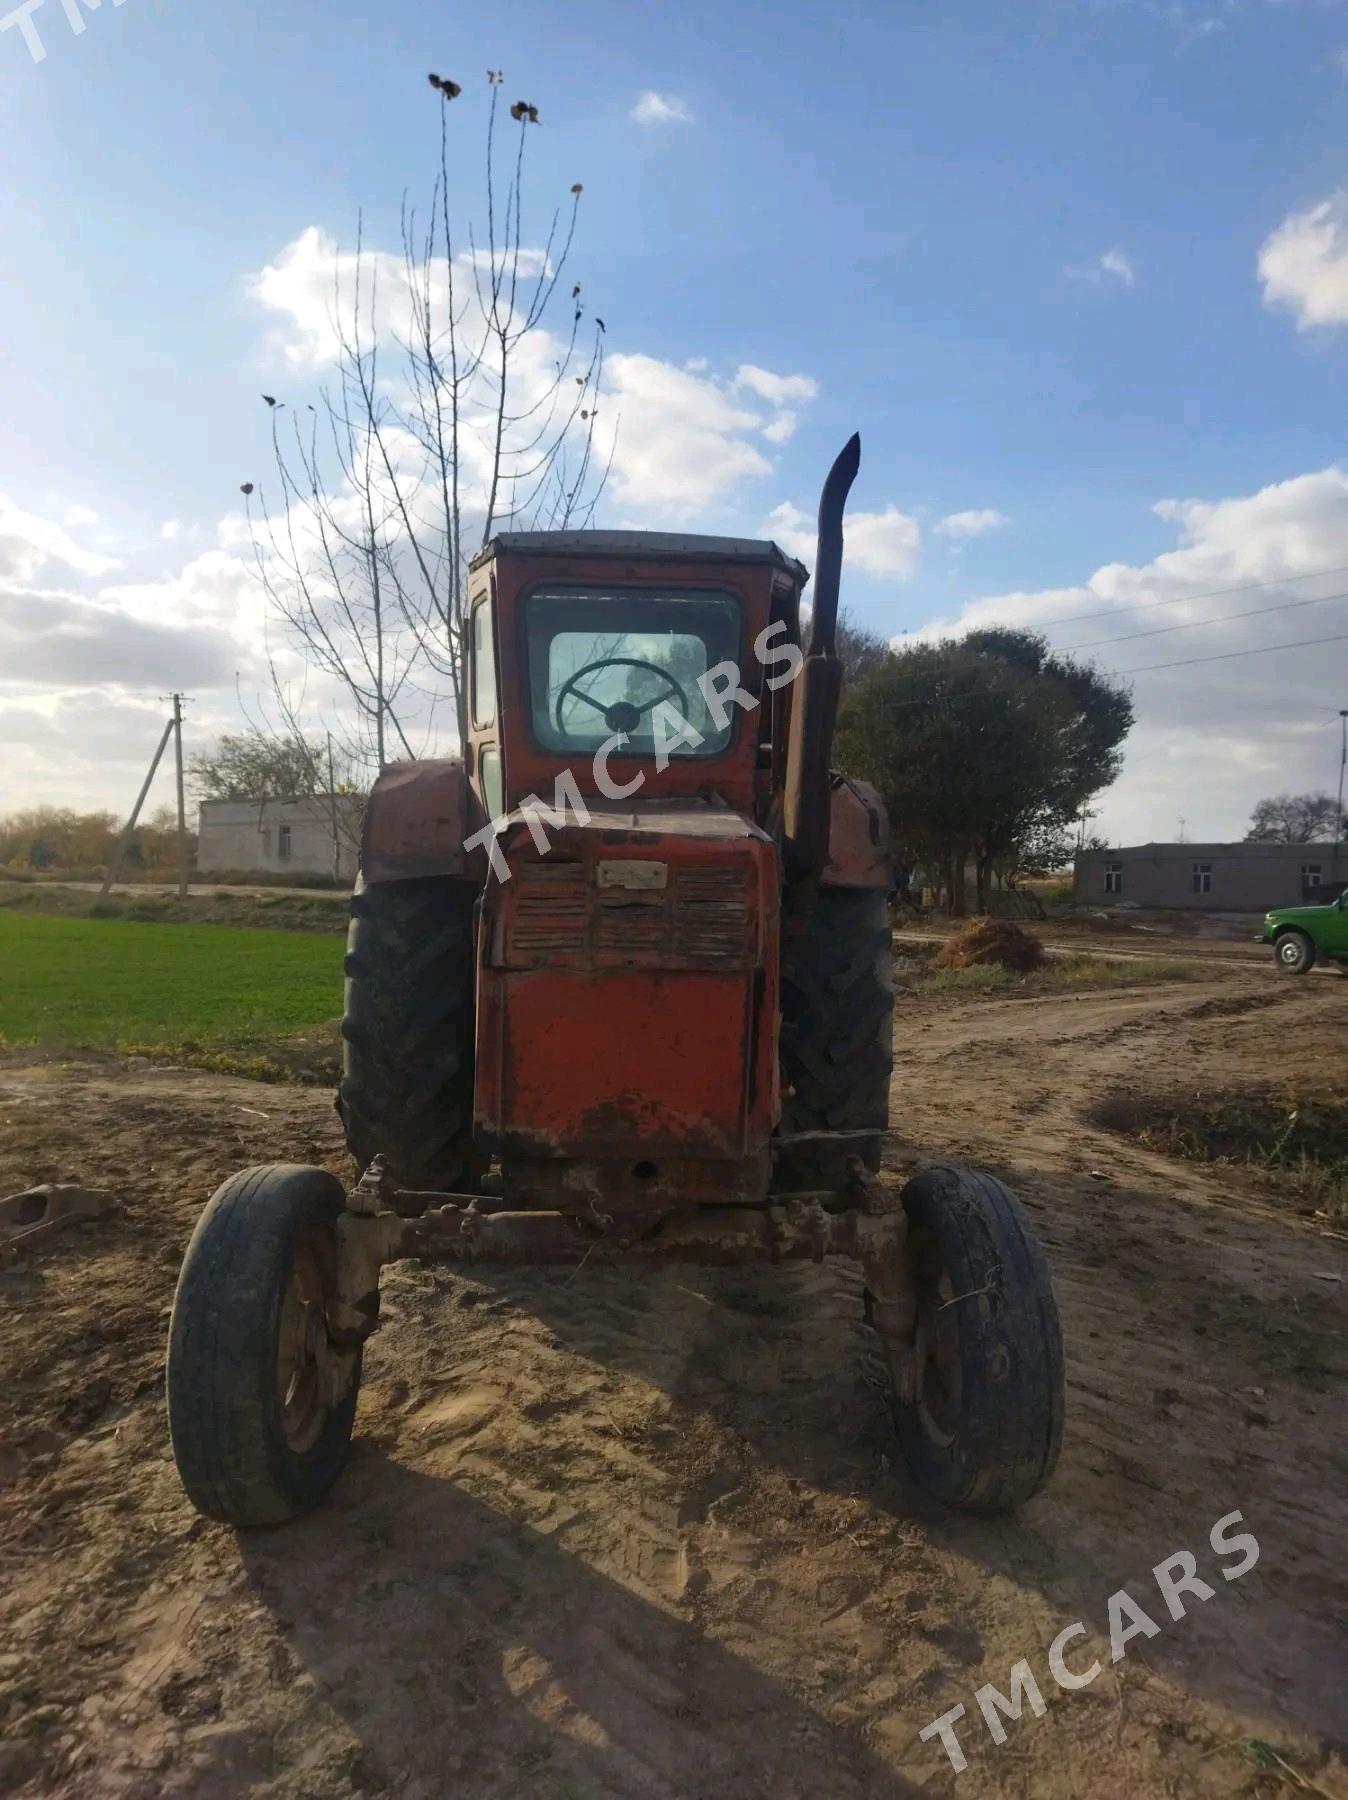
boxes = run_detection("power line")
[1033,559,1348,631]
[1110,629,1348,676]
[867,628,1348,711]
[1065,585,1348,652]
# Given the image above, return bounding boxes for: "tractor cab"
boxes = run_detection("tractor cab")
[461,531,808,830]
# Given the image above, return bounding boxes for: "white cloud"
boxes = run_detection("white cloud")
[1259,189,1348,329]
[602,355,818,517]
[764,499,921,581]
[936,508,1009,539]
[458,246,552,279]
[630,91,693,126]
[160,519,181,541]
[249,226,556,368]
[1068,248,1135,288]
[0,587,240,690]
[604,358,766,514]
[0,495,120,583]
[733,365,819,405]
[0,495,264,708]
[909,465,1348,842]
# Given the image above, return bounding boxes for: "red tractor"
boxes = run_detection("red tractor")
[167,438,1064,1527]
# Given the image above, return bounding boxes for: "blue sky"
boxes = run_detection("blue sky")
[5,0,1348,839]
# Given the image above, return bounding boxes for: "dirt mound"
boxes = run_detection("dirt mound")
[935,915,1046,972]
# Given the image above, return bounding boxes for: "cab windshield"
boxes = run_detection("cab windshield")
[523,586,743,757]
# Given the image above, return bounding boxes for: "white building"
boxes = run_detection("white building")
[197,796,363,882]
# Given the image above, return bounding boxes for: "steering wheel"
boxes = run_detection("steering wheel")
[554,656,693,736]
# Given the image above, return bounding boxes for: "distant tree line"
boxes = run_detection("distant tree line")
[0,808,191,876]
[832,618,1133,915]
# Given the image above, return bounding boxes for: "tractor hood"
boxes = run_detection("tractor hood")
[496,795,771,850]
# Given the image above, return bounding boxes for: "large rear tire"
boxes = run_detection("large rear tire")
[339,875,478,1191]
[776,886,894,1190]
[167,1164,360,1527]
[878,1164,1064,1514]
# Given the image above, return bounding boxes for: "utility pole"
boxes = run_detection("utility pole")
[1334,709,1348,894]
[172,692,189,900]
[100,714,176,898]
[326,730,341,884]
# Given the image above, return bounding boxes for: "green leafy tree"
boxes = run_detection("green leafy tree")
[834,629,1131,914]
[187,731,358,804]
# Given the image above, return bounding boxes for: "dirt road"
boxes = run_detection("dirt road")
[893,928,1277,971]
[1,972,1345,1797]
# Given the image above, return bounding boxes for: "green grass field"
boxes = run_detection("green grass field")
[0,911,342,1057]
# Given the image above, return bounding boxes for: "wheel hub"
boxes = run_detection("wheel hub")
[277,1234,339,1454]
[911,1232,962,1449]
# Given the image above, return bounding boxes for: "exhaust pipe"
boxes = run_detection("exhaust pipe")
[782,433,861,878]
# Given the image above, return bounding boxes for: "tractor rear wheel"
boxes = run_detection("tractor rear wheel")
[339,875,478,1192]
[167,1164,360,1527]
[877,1164,1064,1514]
[776,886,894,1190]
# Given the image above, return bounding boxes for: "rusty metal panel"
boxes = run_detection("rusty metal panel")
[485,967,757,1159]
[821,775,891,889]
[360,760,485,883]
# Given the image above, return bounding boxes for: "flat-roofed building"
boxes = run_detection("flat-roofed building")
[197,796,362,882]
[1074,841,1345,911]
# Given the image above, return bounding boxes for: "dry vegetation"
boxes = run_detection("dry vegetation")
[1094,1088,1348,1223]
[935,916,1048,972]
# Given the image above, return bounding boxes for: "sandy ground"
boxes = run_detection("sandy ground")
[1,970,1346,1798]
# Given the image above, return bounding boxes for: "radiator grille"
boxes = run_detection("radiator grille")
[504,860,753,968]
[509,861,588,957]
[672,866,748,961]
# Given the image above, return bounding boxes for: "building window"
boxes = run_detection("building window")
[277,824,292,863]
[1302,863,1322,888]
[1192,862,1212,895]
[1104,861,1122,895]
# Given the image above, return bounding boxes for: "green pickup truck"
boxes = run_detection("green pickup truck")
[1259,891,1348,973]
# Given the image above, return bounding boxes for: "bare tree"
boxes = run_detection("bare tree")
[1245,791,1342,844]
[242,73,611,780]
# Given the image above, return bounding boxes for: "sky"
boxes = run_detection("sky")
[4,0,1348,843]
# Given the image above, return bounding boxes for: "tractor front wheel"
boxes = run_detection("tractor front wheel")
[166,1164,360,1527]
[875,1164,1064,1514]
